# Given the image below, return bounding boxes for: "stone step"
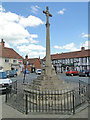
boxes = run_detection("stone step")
[29,85,41,90]
[33,79,41,82]
[29,82,41,87]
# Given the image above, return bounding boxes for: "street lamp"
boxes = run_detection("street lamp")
[23,55,28,83]
[23,64,26,83]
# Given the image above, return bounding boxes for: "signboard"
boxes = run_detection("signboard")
[18,60,22,63]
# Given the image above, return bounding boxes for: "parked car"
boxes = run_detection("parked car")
[36,69,42,75]
[0,72,12,94]
[79,70,89,77]
[89,72,90,77]
[12,70,17,76]
[5,70,14,78]
[66,70,79,76]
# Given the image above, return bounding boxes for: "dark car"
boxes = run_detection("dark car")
[79,70,89,77]
[5,70,14,78]
[12,70,17,76]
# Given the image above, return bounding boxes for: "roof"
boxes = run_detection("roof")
[43,49,90,61]
[0,47,23,59]
[28,58,39,64]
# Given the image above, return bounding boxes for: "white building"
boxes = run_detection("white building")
[0,39,23,74]
[43,47,90,73]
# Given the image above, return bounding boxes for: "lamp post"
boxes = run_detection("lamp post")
[23,63,26,83]
[23,55,28,83]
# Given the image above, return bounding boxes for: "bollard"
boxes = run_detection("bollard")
[79,80,80,95]
[88,81,90,101]
[16,80,17,94]
[73,91,75,114]
[25,94,28,114]
[5,87,8,103]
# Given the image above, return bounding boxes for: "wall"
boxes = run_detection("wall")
[42,56,90,73]
[0,57,11,71]
[26,59,41,72]
[34,59,41,70]
[0,57,23,74]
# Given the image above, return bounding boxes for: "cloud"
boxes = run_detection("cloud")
[0,6,45,58]
[31,5,40,14]
[19,15,44,27]
[54,42,79,51]
[5,41,11,48]
[17,44,45,52]
[0,5,5,12]
[80,40,90,49]
[17,44,46,58]
[28,51,46,58]
[58,8,66,15]
[81,33,89,38]
[30,34,38,38]
[0,11,44,46]
[29,38,39,44]
[54,45,62,49]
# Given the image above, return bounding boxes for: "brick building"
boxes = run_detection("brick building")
[24,55,41,73]
[43,47,90,73]
[0,39,23,74]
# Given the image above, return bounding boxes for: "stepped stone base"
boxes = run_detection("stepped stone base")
[25,67,78,91]
[27,74,78,91]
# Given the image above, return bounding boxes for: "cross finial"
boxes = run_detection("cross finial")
[43,6,52,17]
[46,6,49,11]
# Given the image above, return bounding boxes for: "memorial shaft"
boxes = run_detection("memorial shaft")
[43,7,52,75]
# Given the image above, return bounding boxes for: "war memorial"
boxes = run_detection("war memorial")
[25,6,78,91]
[5,7,88,116]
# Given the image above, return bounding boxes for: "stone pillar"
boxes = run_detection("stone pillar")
[43,6,52,76]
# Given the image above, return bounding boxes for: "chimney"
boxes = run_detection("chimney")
[39,56,40,60]
[0,39,5,48]
[81,47,85,51]
[25,55,28,60]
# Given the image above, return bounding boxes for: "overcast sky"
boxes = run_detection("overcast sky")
[0,2,89,58]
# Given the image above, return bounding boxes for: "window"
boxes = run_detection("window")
[81,58,87,63]
[81,58,83,63]
[88,57,90,63]
[5,59,9,63]
[71,59,73,63]
[13,60,17,63]
[66,59,68,64]
[62,59,65,64]
[0,72,7,79]
[84,57,87,63]
[69,59,71,63]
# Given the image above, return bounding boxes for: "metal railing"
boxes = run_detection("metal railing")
[24,89,75,114]
[5,80,88,115]
[5,80,17,103]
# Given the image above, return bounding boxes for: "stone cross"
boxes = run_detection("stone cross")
[43,6,52,24]
[43,6,52,75]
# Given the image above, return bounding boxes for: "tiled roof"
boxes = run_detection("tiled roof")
[28,58,39,64]
[0,47,23,59]
[43,49,90,61]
